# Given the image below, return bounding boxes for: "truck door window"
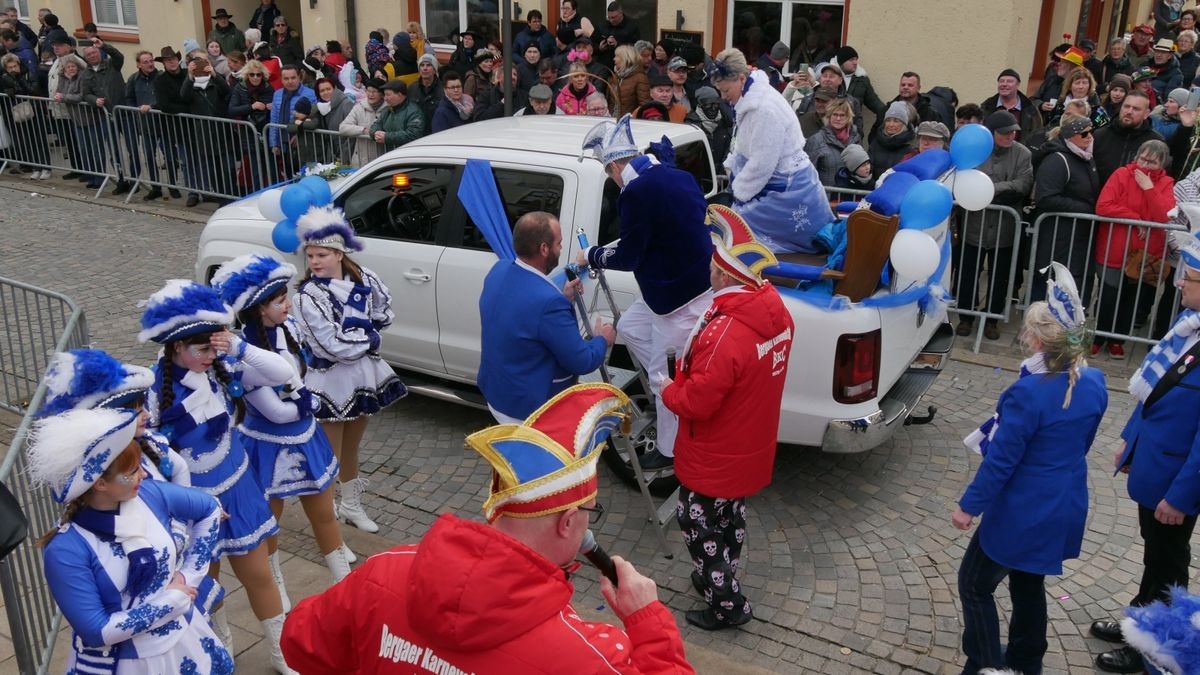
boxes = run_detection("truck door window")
[338,165,457,244]
[460,169,565,251]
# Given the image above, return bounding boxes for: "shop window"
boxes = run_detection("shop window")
[577,0,657,48]
[424,0,503,45]
[729,0,843,72]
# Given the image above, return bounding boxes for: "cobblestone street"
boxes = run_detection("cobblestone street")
[0,185,1163,673]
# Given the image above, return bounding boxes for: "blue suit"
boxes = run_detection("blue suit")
[1118,358,1200,514]
[478,260,608,420]
[960,368,1108,576]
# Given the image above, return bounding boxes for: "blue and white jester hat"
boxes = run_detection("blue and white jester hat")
[465,383,630,523]
[296,204,365,254]
[27,408,138,504]
[38,349,154,417]
[1176,230,1200,272]
[1041,262,1087,331]
[138,279,234,344]
[582,113,639,165]
[211,253,298,314]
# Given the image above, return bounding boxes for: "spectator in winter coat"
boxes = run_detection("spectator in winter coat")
[369,79,424,149]
[1155,0,1187,40]
[955,110,1034,340]
[797,61,863,134]
[1044,67,1102,127]
[666,56,696,114]
[833,45,886,120]
[249,0,282,33]
[1130,24,1157,69]
[121,50,168,197]
[268,64,317,170]
[268,16,303,66]
[1093,90,1163,183]
[251,42,283,90]
[1078,38,1106,86]
[981,69,1046,142]
[609,44,648,116]
[557,0,595,49]
[1092,139,1176,358]
[405,22,436,60]
[1102,38,1133,85]
[409,55,443,128]
[80,39,131,194]
[473,65,529,121]
[1177,30,1200,85]
[463,49,497,99]
[1149,38,1183,100]
[753,40,788,91]
[915,121,950,152]
[515,83,561,115]
[431,71,473,132]
[684,86,733,171]
[804,98,861,186]
[1030,114,1102,304]
[307,78,354,163]
[446,30,479,77]
[180,54,237,198]
[640,72,686,122]
[513,10,555,61]
[364,31,390,78]
[593,2,640,72]
[1034,48,1083,117]
[797,86,833,138]
[868,101,917,180]
[339,78,386,164]
[836,144,875,191]
[516,43,543,93]
[557,61,597,115]
[0,54,50,175]
[207,8,243,57]
[1150,87,1188,138]
[388,33,418,80]
[0,29,36,73]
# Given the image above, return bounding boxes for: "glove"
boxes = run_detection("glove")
[367,331,381,352]
[295,387,315,414]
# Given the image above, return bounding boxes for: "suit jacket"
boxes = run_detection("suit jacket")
[477,260,608,420]
[1119,339,1200,513]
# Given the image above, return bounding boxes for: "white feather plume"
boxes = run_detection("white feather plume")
[26,408,136,500]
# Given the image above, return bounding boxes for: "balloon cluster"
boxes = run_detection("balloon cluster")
[257,176,336,253]
[889,124,994,283]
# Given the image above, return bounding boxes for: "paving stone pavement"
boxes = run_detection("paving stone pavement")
[0,184,1176,674]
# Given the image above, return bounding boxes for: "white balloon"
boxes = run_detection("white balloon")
[890,229,941,281]
[951,169,995,211]
[258,188,286,222]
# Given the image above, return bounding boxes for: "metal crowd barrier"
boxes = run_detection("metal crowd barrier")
[1025,212,1186,349]
[0,95,120,197]
[0,277,88,675]
[263,123,380,183]
[950,205,1026,352]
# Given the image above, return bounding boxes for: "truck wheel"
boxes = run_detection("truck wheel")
[601,424,680,497]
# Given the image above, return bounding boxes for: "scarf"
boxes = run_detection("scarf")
[693,105,719,135]
[317,100,332,115]
[833,125,851,145]
[193,75,211,90]
[73,498,158,606]
[615,61,637,79]
[1065,136,1094,161]
[963,354,1051,456]
[315,276,376,336]
[450,93,475,120]
[1130,310,1200,402]
[156,362,235,444]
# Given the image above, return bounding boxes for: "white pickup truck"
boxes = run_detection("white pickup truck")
[196,117,952,482]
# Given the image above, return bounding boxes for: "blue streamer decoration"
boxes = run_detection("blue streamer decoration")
[457,159,517,261]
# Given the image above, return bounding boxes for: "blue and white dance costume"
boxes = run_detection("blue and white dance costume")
[31,408,231,674]
[724,70,834,254]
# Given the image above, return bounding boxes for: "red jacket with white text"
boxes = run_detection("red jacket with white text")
[662,282,794,498]
[281,513,693,675]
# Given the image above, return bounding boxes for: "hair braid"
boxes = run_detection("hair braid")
[281,325,307,377]
[38,498,85,548]
[157,351,176,418]
[211,360,246,425]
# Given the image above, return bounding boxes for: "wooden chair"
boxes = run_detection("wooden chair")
[766,209,901,303]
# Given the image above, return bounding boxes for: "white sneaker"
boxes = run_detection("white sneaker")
[38,170,51,180]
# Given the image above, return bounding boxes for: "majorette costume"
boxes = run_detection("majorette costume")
[581,114,714,464]
[291,205,406,422]
[957,264,1108,674]
[663,206,794,630]
[30,407,231,674]
[139,279,294,560]
[719,68,834,254]
[212,254,339,502]
[281,384,694,674]
[40,348,191,488]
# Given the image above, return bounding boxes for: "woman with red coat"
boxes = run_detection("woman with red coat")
[1092,139,1176,359]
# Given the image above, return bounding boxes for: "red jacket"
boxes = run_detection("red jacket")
[281,514,693,675]
[662,283,794,498]
[1094,163,1174,270]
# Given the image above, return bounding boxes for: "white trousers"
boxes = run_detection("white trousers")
[618,292,713,457]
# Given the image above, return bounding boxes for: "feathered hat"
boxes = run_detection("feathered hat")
[706,204,777,287]
[138,279,234,344]
[27,408,138,504]
[1176,230,1200,272]
[1041,262,1087,331]
[1121,587,1200,675]
[38,349,153,417]
[296,204,365,253]
[211,253,297,314]
[465,383,630,523]
[582,113,639,165]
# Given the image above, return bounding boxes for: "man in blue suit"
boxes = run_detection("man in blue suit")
[1092,232,1200,674]
[478,211,614,423]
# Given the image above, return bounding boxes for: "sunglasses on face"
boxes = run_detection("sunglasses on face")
[1077,129,1092,137]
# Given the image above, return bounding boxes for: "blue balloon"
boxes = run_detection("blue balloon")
[899,180,953,230]
[272,219,300,252]
[299,175,333,205]
[280,183,315,221]
[949,124,994,171]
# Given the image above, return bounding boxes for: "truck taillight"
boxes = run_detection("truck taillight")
[833,330,881,404]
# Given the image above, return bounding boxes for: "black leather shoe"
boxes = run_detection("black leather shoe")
[1089,619,1124,643]
[62,171,82,180]
[185,194,200,208]
[1095,646,1144,673]
[638,449,673,471]
[111,180,133,195]
[168,188,182,199]
[685,608,751,631]
[690,570,705,596]
[142,188,163,201]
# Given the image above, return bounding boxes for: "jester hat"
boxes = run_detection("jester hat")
[706,204,778,287]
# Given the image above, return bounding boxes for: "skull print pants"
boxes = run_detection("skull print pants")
[676,488,750,623]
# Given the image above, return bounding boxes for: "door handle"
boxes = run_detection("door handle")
[403,270,432,282]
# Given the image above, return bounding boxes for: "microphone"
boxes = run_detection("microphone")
[666,346,676,379]
[580,529,618,586]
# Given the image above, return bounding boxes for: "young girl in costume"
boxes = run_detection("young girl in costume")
[139,279,299,674]
[292,205,406,534]
[212,253,350,610]
[31,407,231,674]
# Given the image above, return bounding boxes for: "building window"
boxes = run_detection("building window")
[90,0,137,29]
[423,0,501,46]
[728,0,843,71]
[10,0,29,19]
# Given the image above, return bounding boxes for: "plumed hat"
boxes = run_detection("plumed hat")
[1122,587,1200,675]
[27,408,138,504]
[465,383,630,523]
[582,113,639,165]
[138,280,234,344]
[296,204,365,253]
[38,349,153,417]
[211,253,297,314]
[706,204,777,287]
[1176,230,1200,272]
[1041,262,1086,331]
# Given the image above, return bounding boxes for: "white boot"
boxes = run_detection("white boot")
[339,477,379,533]
[324,546,352,583]
[211,606,234,655]
[268,551,292,614]
[341,542,357,564]
[260,614,299,675]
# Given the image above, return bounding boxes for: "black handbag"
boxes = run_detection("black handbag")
[0,480,28,560]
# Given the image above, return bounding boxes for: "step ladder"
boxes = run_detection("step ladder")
[571,229,679,558]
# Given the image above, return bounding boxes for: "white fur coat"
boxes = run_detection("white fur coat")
[725,70,812,202]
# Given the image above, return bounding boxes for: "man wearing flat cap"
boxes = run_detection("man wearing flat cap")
[981,68,1044,141]
[282,384,694,674]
